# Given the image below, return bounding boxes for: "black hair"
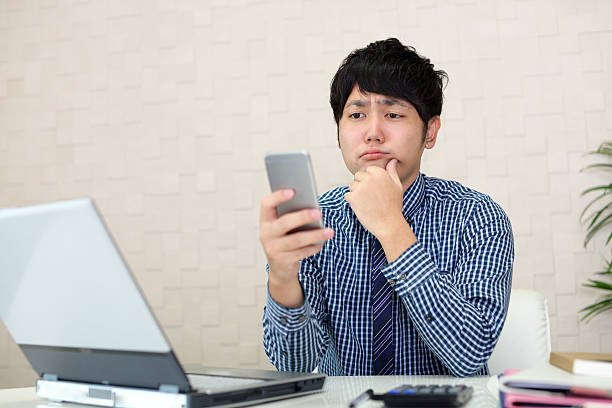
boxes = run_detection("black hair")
[330,38,448,127]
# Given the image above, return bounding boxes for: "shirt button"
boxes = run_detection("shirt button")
[281,351,287,357]
[298,314,306,322]
[280,317,288,325]
[425,314,434,323]
[399,273,406,280]
[388,279,396,286]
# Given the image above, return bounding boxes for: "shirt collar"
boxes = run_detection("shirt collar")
[402,173,426,222]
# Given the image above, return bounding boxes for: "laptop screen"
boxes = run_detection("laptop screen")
[0,198,190,391]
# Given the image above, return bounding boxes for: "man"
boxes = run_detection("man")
[259,38,514,376]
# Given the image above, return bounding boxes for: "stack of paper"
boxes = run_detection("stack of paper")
[499,364,612,407]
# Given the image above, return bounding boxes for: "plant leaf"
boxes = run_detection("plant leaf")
[588,141,612,156]
[586,202,612,230]
[583,279,612,291]
[582,163,612,171]
[591,141,612,155]
[579,140,612,320]
[581,184,612,195]
[595,256,612,275]
[580,190,612,221]
[580,295,612,312]
[581,301,611,312]
[581,304,612,320]
[584,214,612,247]
[580,296,612,310]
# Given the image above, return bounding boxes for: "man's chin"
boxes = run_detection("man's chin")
[359,160,388,171]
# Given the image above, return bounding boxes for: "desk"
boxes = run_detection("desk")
[0,376,500,407]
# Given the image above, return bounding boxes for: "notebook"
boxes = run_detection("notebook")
[0,198,325,407]
[549,351,612,378]
[498,363,612,408]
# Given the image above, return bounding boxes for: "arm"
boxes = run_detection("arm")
[262,258,331,372]
[382,202,514,377]
[343,161,513,375]
[258,189,334,372]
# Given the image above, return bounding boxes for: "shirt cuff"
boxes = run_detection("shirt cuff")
[381,241,438,297]
[265,285,312,335]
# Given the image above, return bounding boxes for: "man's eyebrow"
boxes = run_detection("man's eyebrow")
[345,98,409,108]
[346,99,368,107]
[378,98,409,107]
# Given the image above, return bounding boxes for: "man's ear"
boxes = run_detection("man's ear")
[424,116,441,149]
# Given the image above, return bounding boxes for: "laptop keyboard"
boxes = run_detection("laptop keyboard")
[187,374,265,391]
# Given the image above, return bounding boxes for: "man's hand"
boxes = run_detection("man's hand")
[259,189,334,307]
[344,159,405,236]
[344,159,417,261]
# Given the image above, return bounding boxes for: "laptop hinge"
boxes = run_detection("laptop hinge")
[42,373,58,381]
[159,384,180,394]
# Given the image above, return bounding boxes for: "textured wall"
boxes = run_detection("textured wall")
[1,0,611,388]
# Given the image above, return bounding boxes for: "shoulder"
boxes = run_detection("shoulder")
[424,175,509,223]
[424,175,485,203]
[317,186,357,229]
[318,186,349,210]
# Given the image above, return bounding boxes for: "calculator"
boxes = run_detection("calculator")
[371,384,473,407]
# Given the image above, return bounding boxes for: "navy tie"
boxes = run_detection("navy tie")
[371,238,394,375]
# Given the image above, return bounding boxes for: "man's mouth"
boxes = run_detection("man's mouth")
[360,150,388,160]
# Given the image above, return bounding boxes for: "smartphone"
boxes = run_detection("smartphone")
[264,151,324,232]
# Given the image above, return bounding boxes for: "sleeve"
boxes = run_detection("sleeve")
[381,199,514,377]
[262,257,331,372]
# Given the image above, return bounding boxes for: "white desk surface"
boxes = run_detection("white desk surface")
[0,375,500,407]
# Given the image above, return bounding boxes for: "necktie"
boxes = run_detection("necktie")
[371,238,394,375]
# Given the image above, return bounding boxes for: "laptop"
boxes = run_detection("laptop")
[0,198,325,407]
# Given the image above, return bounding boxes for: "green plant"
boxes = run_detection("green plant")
[579,140,612,320]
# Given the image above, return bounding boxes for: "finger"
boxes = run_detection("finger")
[354,171,366,182]
[287,244,326,262]
[386,158,402,186]
[275,228,334,252]
[349,181,357,192]
[366,165,382,174]
[260,189,295,222]
[272,208,322,236]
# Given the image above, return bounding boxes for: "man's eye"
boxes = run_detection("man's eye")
[349,113,364,119]
[387,113,402,119]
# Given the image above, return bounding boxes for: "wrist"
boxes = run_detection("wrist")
[268,268,305,308]
[377,214,410,242]
[377,216,417,263]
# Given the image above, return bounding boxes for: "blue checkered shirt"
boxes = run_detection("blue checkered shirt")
[262,173,514,376]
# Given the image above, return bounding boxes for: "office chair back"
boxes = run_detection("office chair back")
[487,289,551,375]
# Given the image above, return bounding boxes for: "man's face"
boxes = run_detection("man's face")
[338,85,439,190]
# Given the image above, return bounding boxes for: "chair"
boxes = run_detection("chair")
[487,289,551,375]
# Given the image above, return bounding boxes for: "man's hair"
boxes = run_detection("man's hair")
[329,38,448,127]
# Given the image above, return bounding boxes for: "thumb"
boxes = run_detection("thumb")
[386,159,401,186]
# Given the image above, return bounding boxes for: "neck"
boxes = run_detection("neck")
[401,171,420,192]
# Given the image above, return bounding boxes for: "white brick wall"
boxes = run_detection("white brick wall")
[0,0,611,388]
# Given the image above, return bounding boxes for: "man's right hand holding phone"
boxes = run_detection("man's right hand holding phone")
[259,188,334,308]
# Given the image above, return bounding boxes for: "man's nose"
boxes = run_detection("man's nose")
[366,116,384,143]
